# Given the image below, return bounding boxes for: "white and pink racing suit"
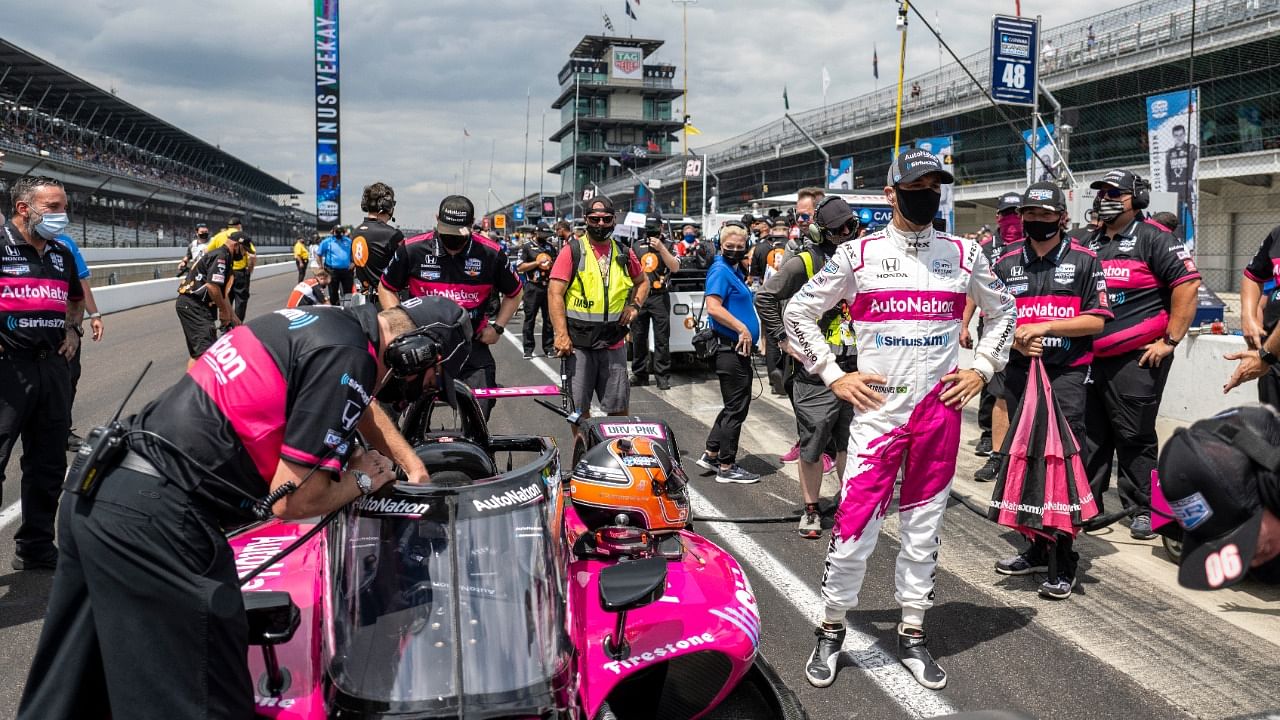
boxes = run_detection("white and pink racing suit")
[784,223,1015,626]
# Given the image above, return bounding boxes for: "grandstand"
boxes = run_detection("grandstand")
[0,38,308,247]
[496,0,1280,292]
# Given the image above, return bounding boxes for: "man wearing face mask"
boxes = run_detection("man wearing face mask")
[675,224,712,270]
[988,182,1112,599]
[177,223,210,277]
[756,197,861,539]
[379,195,523,420]
[351,182,405,301]
[18,295,466,720]
[517,222,559,359]
[176,230,242,368]
[0,176,84,572]
[318,224,355,306]
[964,192,1023,466]
[1084,169,1201,540]
[547,195,649,421]
[788,150,1015,691]
[630,216,680,390]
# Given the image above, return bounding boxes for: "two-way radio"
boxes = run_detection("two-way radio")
[66,361,154,497]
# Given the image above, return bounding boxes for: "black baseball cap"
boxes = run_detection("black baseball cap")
[227,215,242,227]
[887,148,954,186]
[584,195,616,217]
[644,216,662,235]
[1089,169,1140,193]
[396,295,473,383]
[1019,182,1067,213]
[535,221,552,236]
[225,230,245,244]
[997,192,1023,214]
[437,195,475,237]
[814,196,855,231]
[1158,406,1280,590]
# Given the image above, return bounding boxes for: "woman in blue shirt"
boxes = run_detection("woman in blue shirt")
[696,222,761,484]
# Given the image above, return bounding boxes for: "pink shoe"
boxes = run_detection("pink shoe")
[822,454,836,474]
[780,442,801,464]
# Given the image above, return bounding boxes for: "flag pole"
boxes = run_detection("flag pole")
[893,0,910,155]
[572,73,580,219]
[522,87,531,208]
[672,0,697,217]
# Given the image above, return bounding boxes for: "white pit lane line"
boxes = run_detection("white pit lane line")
[502,331,958,718]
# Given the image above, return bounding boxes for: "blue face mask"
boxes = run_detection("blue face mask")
[32,211,70,240]
[683,233,696,243]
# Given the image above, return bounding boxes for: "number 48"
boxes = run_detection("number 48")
[1002,63,1027,90]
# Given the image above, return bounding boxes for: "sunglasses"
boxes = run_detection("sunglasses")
[1097,188,1131,199]
[797,213,812,222]
[585,215,615,225]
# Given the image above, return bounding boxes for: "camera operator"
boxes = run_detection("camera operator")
[1157,405,1280,589]
[18,296,470,720]
[675,224,713,270]
[631,216,680,390]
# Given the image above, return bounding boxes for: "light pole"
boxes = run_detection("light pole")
[672,0,697,216]
[893,0,910,154]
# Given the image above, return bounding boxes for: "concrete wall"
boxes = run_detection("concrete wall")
[93,261,297,315]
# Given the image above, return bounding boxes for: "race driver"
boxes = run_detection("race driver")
[379,195,522,419]
[351,181,405,300]
[787,148,1015,691]
[18,295,472,720]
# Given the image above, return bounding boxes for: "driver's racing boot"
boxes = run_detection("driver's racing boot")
[805,623,845,688]
[898,623,947,689]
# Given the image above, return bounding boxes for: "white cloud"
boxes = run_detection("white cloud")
[4,0,1118,227]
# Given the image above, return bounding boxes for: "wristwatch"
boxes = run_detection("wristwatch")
[628,302,642,311]
[492,324,505,335]
[1260,348,1279,366]
[1162,333,1181,347]
[87,312,102,319]
[353,470,374,496]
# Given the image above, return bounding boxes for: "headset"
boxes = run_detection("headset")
[360,183,397,216]
[1130,174,1151,211]
[806,195,860,244]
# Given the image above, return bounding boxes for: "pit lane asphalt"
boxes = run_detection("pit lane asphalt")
[0,270,1275,719]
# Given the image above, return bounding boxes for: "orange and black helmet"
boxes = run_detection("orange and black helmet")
[569,436,689,533]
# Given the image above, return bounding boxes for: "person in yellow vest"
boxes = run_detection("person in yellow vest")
[548,195,649,420]
[205,216,257,321]
[292,236,310,282]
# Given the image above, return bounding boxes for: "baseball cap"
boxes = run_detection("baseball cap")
[226,215,242,227]
[584,195,616,217]
[437,195,475,237]
[1089,169,1140,192]
[887,148,954,187]
[814,196,856,231]
[225,230,245,244]
[396,295,473,383]
[1018,182,1067,213]
[1158,406,1280,590]
[644,216,662,235]
[535,221,552,236]
[997,192,1023,214]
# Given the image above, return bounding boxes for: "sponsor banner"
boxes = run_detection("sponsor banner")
[1023,124,1059,186]
[315,0,341,229]
[914,137,954,232]
[1147,88,1200,251]
[827,157,853,190]
[610,46,643,81]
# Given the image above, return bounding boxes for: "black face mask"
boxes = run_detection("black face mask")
[1023,219,1061,242]
[586,224,613,243]
[376,374,427,406]
[441,234,469,252]
[721,248,747,265]
[893,187,942,227]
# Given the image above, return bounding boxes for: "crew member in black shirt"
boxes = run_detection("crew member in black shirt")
[175,230,241,368]
[19,296,471,720]
[517,222,559,358]
[0,176,84,572]
[630,217,681,389]
[351,181,405,301]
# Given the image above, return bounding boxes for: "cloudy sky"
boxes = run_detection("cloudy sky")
[4,0,1115,227]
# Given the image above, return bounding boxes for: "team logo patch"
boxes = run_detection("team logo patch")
[1010,265,1025,278]
[1054,262,1076,285]
[50,254,64,273]
[352,236,369,267]
[275,308,319,330]
[931,259,953,277]
[1118,238,1137,253]
[463,258,483,277]
[1169,491,1213,530]
[641,253,660,273]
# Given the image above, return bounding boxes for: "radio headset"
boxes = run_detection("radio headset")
[806,195,859,244]
[1130,174,1152,210]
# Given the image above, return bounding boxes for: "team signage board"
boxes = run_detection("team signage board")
[990,15,1039,107]
[513,204,525,221]
[828,157,853,190]
[494,214,507,230]
[1147,88,1200,250]
[610,46,644,82]
[314,0,341,229]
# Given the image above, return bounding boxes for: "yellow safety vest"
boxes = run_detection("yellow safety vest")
[800,250,856,349]
[565,238,634,324]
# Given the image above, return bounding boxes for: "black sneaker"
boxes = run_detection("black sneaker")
[973,453,1002,482]
[67,429,85,452]
[12,553,57,572]
[995,550,1048,576]
[805,624,845,688]
[695,452,717,472]
[897,624,947,689]
[975,434,993,456]
[523,351,534,359]
[1038,574,1077,600]
[1129,512,1156,540]
[656,377,671,391]
[630,374,650,387]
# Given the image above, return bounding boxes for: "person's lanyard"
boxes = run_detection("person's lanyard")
[600,242,613,323]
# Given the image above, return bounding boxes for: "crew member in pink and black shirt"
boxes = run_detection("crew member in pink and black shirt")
[988,182,1112,600]
[1084,169,1201,540]
[379,195,522,418]
[19,296,471,720]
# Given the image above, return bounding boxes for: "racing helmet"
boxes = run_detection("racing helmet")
[570,437,689,533]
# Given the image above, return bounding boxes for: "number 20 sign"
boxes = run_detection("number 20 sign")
[990,14,1039,107]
